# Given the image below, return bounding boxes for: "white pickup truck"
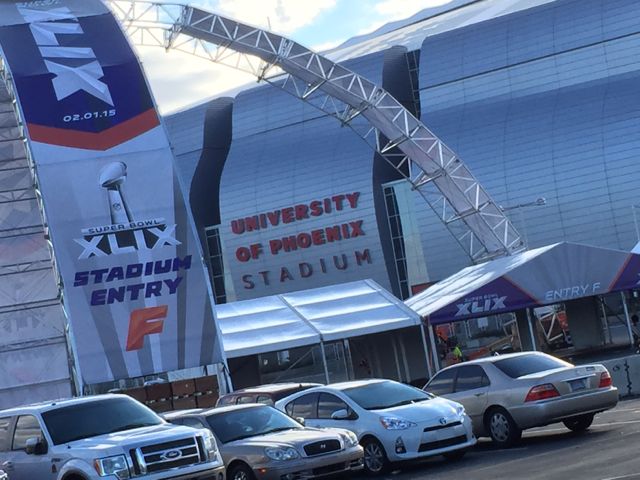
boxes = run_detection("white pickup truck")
[0,394,225,480]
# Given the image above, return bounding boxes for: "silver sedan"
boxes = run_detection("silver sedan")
[165,404,363,480]
[423,352,618,447]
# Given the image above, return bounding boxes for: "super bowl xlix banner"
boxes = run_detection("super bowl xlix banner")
[0,0,224,384]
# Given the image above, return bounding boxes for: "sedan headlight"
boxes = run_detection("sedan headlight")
[342,430,359,447]
[379,417,417,430]
[265,446,300,461]
[93,455,130,479]
[201,430,219,460]
[456,405,466,417]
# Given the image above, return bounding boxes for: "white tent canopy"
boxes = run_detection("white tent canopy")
[406,242,640,325]
[215,279,422,359]
[214,295,320,358]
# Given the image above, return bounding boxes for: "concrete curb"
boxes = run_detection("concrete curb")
[598,355,640,397]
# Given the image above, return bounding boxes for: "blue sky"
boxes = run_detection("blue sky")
[137,0,452,112]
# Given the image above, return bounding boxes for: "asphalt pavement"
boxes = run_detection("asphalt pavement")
[370,397,640,480]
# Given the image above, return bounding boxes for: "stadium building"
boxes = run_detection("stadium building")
[2,0,640,404]
[166,0,640,305]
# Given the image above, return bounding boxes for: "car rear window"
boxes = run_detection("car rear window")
[216,396,236,406]
[494,354,570,378]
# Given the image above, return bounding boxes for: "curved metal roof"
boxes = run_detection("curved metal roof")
[327,0,558,61]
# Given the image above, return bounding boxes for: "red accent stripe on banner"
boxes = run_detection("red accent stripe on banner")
[27,109,160,150]
[608,254,633,291]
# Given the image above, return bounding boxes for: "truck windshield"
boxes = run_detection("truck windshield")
[42,397,163,445]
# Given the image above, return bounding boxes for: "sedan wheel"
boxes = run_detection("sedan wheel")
[362,438,389,476]
[487,408,522,448]
[229,463,254,480]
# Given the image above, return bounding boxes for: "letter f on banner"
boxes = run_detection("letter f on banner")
[126,306,168,351]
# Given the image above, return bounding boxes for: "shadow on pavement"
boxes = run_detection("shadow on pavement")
[352,429,613,479]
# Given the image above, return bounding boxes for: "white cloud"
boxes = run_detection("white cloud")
[374,0,452,21]
[311,38,345,53]
[137,47,256,113]
[132,0,340,111]
[211,0,337,34]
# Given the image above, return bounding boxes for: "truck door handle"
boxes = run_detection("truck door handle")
[2,461,13,471]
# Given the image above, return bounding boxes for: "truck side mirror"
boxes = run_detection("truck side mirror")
[25,437,47,455]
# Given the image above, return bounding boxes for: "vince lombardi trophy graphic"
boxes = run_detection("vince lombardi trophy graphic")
[99,161,133,224]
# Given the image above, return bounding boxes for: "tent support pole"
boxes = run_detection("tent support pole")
[420,324,433,378]
[319,342,331,384]
[621,291,634,347]
[391,337,403,382]
[526,308,537,351]
[343,339,355,380]
[426,320,440,373]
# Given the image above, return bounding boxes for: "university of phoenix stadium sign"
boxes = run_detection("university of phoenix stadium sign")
[229,191,374,290]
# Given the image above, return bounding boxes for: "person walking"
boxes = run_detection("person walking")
[452,344,464,363]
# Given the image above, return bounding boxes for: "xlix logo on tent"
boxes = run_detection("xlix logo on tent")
[455,296,507,316]
[17,4,114,105]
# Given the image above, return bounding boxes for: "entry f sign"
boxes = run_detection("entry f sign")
[126,306,168,351]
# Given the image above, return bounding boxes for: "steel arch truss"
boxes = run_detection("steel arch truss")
[107,0,524,261]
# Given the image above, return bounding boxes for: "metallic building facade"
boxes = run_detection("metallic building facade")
[165,0,640,301]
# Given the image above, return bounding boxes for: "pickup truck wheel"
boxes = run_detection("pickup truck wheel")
[486,408,521,448]
[563,413,594,432]
[228,463,255,480]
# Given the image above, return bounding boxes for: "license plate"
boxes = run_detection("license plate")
[568,378,587,392]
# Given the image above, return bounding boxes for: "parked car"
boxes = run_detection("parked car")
[216,383,322,407]
[423,351,619,447]
[164,404,364,480]
[0,394,225,480]
[274,379,475,475]
[0,469,7,480]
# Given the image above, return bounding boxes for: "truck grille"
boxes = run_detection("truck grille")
[304,439,341,456]
[130,437,204,475]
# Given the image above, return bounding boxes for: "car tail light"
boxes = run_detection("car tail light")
[599,371,612,388]
[525,383,560,402]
